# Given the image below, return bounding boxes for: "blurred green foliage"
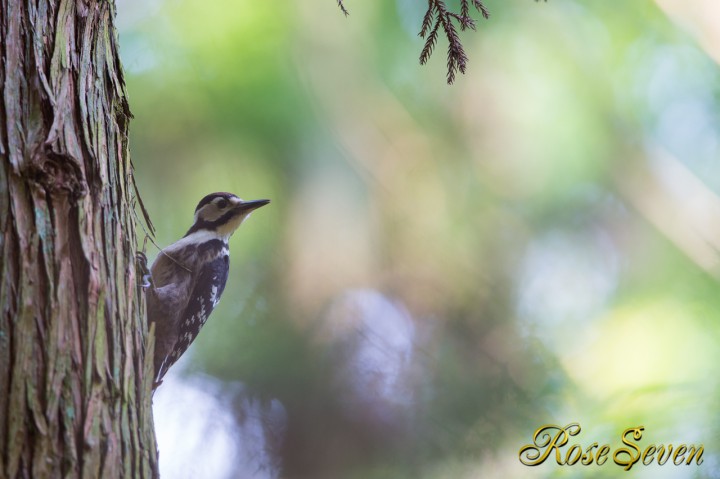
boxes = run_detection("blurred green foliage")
[120,0,720,477]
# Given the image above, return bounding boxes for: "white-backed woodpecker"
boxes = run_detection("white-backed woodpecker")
[144,192,269,388]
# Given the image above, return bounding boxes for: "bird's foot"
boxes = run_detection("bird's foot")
[136,252,153,289]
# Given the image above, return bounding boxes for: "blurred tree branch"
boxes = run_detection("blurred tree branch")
[339,0,546,84]
[655,0,720,66]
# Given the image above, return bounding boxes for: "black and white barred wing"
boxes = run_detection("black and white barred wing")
[157,255,229,380]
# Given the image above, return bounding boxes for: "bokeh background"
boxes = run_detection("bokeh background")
[116,0,720,477]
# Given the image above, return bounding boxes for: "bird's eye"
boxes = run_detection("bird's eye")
[216,199,228,209]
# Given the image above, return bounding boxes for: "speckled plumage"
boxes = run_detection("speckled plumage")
[146,193,269,387]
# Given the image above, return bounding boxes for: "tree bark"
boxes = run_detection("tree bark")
[0,0,158,477]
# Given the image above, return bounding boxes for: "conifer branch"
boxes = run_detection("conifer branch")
[338,1,547,84]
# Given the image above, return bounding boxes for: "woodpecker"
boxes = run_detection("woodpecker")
[143,192,269,388]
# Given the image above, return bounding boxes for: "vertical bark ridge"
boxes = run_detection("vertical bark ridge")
[0,0,158,477]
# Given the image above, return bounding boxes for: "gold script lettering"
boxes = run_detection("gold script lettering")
[596,444,610,465]
[613,426,644,471]
[518,424,581,466]
[685,445,704,465]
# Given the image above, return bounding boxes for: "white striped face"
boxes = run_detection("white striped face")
[215,207,253,238]
[194,194,242,223]
[185,192,268,240]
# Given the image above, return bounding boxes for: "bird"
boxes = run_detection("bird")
[142,192,269,388]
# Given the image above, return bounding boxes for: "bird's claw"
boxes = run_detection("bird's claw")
[136,252,153,289]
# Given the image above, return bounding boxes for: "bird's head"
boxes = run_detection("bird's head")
[185,192,270,239]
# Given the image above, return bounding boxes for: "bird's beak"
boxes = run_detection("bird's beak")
[236,199,270,213]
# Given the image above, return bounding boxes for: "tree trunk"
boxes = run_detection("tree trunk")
[0,0,158,477]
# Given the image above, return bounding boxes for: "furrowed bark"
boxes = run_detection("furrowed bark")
[0,0,158,477]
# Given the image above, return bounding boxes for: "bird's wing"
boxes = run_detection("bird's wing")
[155,254,230,382]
